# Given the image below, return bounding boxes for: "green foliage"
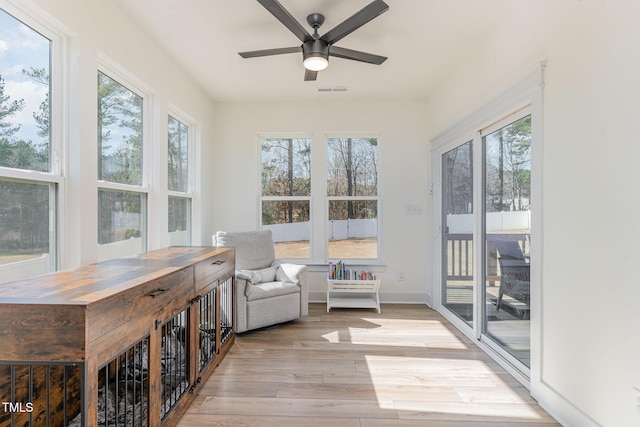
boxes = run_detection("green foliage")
[0,179,50,255]
[0,76,25,141]
[486,116,532,212]
[168,116,189,193]
[261,138,311,198]
[98,72,143,185]
[262,200,310,226]
[327,138,378,198]
[444,141,473,215]
[97,189,143,244]
[260,137,379,225]
[22,67,50,139]
[0,74,49,172]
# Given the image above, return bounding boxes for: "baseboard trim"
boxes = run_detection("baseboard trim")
[309,291,428,305]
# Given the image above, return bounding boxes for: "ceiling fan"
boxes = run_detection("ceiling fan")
[239,0,389,81]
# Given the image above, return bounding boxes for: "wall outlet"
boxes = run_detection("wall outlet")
[398,271,405,281]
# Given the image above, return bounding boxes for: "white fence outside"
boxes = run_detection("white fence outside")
[447,211,531,233]
[265,219,378,243]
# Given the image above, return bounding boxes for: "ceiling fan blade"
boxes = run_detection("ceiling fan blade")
[257,0,313,43]
[239,46,301,58]
[320,0,389,45]
[304,69,318,82]
[304,69,318,81]
[329,46,387,65]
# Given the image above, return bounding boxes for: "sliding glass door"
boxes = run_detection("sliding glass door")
[483,115,531,367]
[441,141,474,324]
[439,114,532,371]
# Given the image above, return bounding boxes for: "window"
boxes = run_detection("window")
[98,72,143,185]
[260,137,311,259]
[327,137,379,260]
[259,135,381,263]
[168,114,191,245]
[98,189,144,244]
[97,70,147,260]
[0,7,58,282]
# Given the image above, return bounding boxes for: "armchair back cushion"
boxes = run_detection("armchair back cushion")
[214,230,275,270]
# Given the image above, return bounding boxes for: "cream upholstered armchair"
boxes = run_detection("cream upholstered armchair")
[213,230,308,333]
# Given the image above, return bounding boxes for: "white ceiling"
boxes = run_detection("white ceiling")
[115,0,510,102]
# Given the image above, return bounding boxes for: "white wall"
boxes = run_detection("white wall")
[424,1,640,426]
[12,0,217,268]
[210,99,430,302]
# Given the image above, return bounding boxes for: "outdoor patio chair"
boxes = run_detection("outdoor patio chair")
[494,239,530,319]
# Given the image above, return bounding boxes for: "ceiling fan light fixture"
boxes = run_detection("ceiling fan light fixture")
[303,54,329,71]
[303,39,329,71]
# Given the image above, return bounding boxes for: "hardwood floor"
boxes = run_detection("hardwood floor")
[177,303,559,427]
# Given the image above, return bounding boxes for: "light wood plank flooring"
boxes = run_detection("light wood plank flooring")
[177,303,559,427]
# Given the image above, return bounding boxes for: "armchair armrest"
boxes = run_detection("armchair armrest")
[234,272,250,333]
[273,261,308,317]
[274,263,307,285]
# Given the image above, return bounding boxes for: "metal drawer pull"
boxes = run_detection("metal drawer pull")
[212,260,225,265]
[147,288,168,298]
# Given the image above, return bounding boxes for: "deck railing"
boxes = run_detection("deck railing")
[446,233,529,281]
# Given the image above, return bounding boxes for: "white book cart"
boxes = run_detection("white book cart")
[326,279,381,313]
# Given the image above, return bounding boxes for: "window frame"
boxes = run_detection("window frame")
[96,59,152,261]
[167,108,195,246]
[257,132,383,265]
[325,134,382,264]
[430,62,545,387]
[258,134,313,261]
[0,3,65,281]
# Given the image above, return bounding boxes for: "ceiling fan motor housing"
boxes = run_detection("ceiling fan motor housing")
[303,39,329,60]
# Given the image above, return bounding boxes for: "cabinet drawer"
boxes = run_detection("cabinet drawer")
[195,249,234,290]
[87,267,194,343]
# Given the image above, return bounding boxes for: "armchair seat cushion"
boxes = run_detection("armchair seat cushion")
[246,280,300,302]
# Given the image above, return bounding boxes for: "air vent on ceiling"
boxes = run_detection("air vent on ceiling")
[318,87,348,93]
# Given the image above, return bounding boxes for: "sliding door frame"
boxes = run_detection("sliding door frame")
[430,62,545,388]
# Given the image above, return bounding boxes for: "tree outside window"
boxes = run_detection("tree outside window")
[98,72,143,186]
[168,115,191,246]
[260,138,311,259]
[97,70,146,256]
[327,137,379,260]
[0,8,56,275]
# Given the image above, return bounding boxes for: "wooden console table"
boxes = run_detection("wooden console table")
[0,246,235,427]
